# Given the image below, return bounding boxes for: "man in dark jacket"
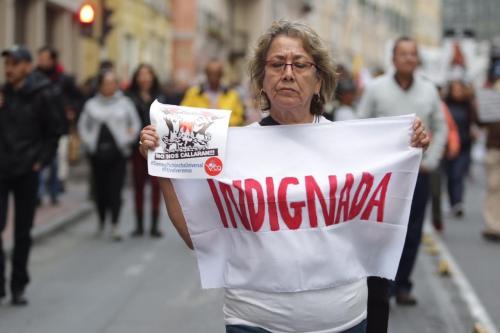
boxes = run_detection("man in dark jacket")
[0,45,61,305]
[35,46,82,202]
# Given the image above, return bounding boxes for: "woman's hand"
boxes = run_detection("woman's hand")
[139,125,159,159]
[411,117,430,150]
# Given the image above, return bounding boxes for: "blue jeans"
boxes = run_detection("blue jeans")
[38,157,59,203]
[226,319,367,333]
[445,148,471,207]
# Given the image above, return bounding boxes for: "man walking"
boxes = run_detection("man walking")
[0,46,61,305]
[35,46,82,204]
[180,59,245,126]
[357,37,447,331]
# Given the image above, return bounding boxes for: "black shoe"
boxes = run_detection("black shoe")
[395,292,417,306]
[452,204,464,218]
[131,228,144,237]
[482,230,500,242]
[0,289,5,299]
[11,292,29,306]
[59,181,66,193]
[150,229,163,238]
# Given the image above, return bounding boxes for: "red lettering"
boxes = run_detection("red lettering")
[361,172,392,222]
[335,173,354,224]
[218,182,239,228]
[348,172,374,220]
[305,175,337,227]
[207,179,229,228]
[212,173,392,232]
[231,180,252,230]
[243,179,265,232]
[266,177,280,231]
[278,177,305,229]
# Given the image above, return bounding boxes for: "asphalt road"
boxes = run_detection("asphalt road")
[438,162,500,330]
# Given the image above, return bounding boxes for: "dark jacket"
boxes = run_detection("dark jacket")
[126,90,162,151]
[34,67,83,134]
[445,99,477,151]
[126,90,159,128]
[0,71,62,178]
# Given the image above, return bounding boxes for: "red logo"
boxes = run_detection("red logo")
[204,157,223,176]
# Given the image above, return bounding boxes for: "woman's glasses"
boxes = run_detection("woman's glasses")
[265,60,317,74]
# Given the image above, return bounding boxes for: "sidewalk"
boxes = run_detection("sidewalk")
[3,164,93,252]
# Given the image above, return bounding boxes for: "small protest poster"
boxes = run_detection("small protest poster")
[477,89,500,123]
[148,101,231,178]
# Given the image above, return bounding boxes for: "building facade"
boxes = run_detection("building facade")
[0,0,81,79]
[81,0,173,83]
[0,0,173,84]
[222,0,442,80]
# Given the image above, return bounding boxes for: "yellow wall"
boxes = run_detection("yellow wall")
[80,0,172,83]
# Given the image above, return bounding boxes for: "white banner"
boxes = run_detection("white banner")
[173,115,422,292]
[477,89,500,123]
[148,101,231,178]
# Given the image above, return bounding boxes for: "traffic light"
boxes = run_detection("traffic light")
[78,3,95,37]
[100,6,113,46]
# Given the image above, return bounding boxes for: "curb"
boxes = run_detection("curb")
[5,202,94,255]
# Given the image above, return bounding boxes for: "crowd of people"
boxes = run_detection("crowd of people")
[1,19,499,333]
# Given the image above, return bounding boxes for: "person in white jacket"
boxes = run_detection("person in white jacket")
[78,70,140,240]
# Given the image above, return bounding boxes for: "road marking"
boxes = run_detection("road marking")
[124,264,145,277]
[427,226,499,333]
[143,252,155,262]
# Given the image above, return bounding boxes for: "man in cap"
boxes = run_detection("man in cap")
[0,45,62,305]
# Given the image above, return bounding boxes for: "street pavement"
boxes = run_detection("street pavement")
[0,162,497,333]
[437,162,500,331]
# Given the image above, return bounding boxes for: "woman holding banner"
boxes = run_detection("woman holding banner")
[139,21,429,333]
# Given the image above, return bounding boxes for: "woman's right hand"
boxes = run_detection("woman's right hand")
[139,125,159,159]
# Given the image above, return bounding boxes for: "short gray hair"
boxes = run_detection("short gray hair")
[248,20,337,115]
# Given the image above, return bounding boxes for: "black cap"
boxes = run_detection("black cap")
[1,45,32,62]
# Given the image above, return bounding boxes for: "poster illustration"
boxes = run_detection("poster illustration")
[148,101,231,178]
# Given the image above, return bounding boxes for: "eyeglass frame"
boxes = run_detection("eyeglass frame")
[264,60,318,74]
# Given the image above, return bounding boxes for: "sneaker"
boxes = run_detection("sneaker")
[111,226,122,242]
[395,291,418,306]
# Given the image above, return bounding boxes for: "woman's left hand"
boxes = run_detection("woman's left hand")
[411,117,430,150]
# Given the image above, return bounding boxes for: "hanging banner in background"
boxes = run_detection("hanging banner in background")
[148,101,231,178]
[173,115,422,292]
